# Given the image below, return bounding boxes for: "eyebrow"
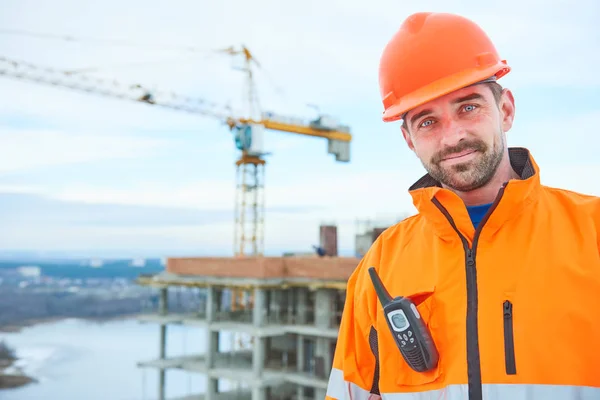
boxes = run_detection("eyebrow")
[451,92,484,105]
[408,92,485,127]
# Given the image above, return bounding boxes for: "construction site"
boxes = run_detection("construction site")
[135,223,388,400]
[0,43,398,400]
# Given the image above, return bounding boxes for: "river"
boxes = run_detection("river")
[0,317,213,400]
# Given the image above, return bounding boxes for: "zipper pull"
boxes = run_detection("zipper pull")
[503,300,512,318]
[466,249,474,267]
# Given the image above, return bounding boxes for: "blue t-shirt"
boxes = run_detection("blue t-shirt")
[466,203,493,229]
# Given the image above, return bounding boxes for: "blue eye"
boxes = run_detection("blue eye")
[464,104,477,112]
[420,120,433,128]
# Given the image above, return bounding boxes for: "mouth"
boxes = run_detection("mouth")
[441,149,477,162]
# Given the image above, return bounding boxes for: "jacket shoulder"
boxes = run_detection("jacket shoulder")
[376,213,424,243]
[541,185,600,214]
[368,214,428,259]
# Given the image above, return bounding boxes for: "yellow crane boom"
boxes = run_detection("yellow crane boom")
[0,50,352,258]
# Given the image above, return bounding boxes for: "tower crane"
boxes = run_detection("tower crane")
[0,48,352,259]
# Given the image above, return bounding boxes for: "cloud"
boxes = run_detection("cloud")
[0,192,318,227]
[0,127,170,173]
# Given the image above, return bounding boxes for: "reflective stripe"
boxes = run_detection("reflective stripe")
[326,367,376,399]
[381,384,600,400]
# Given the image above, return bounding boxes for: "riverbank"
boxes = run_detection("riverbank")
[0,357,36,389]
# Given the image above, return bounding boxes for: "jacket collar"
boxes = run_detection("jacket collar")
[408,147,541,244]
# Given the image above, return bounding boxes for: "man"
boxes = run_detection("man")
[326,12,600,400]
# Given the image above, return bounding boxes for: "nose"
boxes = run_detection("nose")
[439,117,468,148]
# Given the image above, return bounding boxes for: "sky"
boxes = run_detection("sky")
[0,0,599,258]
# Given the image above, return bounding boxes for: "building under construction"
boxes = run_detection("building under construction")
[135,224,384,400]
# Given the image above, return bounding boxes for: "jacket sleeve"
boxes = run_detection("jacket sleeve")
[326,240,382,400]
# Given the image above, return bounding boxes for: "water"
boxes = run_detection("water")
[0,318,213,400]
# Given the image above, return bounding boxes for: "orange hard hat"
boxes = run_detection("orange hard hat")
[379,12,511,123]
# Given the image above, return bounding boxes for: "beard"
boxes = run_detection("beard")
[422,131,505,192]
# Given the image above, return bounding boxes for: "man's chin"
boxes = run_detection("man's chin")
[439,171,482,192]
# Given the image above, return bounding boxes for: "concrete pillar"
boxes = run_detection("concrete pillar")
[206,286,215,322]
[205,377,218,400]
[315,337,331,378]
[253,337,265,376]
[296,386,305,400]
[297,334,305,375]
[315,388,327,400]
[297,288,308,324]
[270,289,282,323]
[158,287,168,400]
[324,338,333,373]
[253,287,266,327]
[158,287,168,315]
[205,300,219,400]
[206,331,219,368]
[252,387,267,400]
[287,289,294,324]
[315,289,332,328]
[205,287,217,400]
[215,288,223,312]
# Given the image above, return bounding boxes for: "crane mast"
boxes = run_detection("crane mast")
[225,46,265,258]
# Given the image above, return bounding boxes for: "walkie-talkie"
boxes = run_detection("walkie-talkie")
[368,267,439,373]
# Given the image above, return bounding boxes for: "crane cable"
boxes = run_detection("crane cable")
[0,28,215,53]
[0,28,326,117]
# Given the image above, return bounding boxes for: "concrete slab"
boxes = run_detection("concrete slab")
[137,313,206,325]
[209,321,286,337]
[137,354,206,370]
[283,324,339,339]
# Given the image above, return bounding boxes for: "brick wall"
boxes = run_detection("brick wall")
[283,257,359,280]
[167,257,285,278]
[166,256,360,280]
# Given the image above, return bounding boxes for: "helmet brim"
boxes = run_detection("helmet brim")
[382,61,510,123]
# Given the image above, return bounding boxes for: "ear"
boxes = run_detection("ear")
[401,124,415,152]
[500,89,516,132]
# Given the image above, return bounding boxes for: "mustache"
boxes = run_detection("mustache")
[431,140,487,164]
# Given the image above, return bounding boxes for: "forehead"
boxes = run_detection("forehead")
[405,84,492,121]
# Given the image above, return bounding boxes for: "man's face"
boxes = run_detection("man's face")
[401,83,514,192]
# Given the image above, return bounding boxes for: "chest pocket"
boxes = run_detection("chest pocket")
[375,286,444,390]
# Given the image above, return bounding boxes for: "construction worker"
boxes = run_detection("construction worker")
[326,12,600,400]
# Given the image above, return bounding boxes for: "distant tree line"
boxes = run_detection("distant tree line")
[0,288,202,328]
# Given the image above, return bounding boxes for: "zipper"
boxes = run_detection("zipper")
[503,300,516,375]
[431,184,507,400]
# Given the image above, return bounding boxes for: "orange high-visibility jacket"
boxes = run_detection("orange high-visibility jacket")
[326,148,600,400]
